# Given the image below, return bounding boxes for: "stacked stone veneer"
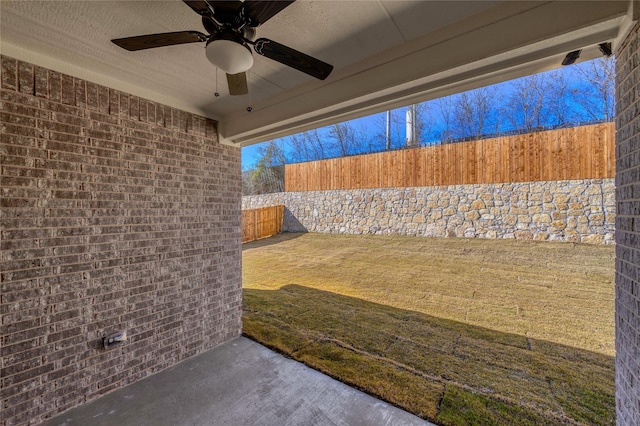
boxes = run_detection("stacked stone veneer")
[614,19,640,426]
[243,179,615,244]
[1,56,242,425]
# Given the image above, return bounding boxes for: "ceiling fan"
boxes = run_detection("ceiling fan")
[111,0,334,96]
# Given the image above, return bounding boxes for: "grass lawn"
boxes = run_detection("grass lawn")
[242,233,615,425]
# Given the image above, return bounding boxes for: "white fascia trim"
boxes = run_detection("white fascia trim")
[220,1,628,147]
[228,18,622,147]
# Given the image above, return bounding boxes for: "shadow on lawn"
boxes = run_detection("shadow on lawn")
[242,232,306,249]
[243,284,615,426]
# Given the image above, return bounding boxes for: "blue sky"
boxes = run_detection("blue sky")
[242,144,264,169]
[241,58,613,170]
[241,111,402,169]
[241,113,377,168]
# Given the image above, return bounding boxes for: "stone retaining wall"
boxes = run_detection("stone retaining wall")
[243,179,615,244]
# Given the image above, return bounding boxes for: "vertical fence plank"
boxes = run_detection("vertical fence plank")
[568,126,578,179]
[605,122,615,177]
[415,149,425,187]
[254,209,258,241]
[241,210,255,243]
[592,125,601,178]
[433,144,443,186]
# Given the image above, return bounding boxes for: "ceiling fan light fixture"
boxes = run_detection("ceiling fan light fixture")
[205,38,254,74]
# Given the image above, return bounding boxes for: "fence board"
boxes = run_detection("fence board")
[241,205,284,243]
[605,123,615,177]
[241,210,256,243]
[284,123,615,191]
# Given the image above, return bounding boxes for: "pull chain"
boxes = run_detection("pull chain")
[247,71,253,112]
[214,68,220,97]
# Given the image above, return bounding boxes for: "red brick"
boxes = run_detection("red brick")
[146,100,156,124]
[86,81,98,110]
[108,88,119,116]
[2,361,55,388]
[2,89,39,106]
[2,100,49,119]
[129,96,140,121]
[75,79,87,109]
[119,93,130,118]
[48,71,62,102]
[97,85,110,114]
[17,61,34,95]
[38,117,81,135]
[34,66,49,98]
[61,74,75,105]
[38,101,82,120]
[52,110,90,128]
[2,121,46,138]
[2,56,18,89]
[3,380,54,409]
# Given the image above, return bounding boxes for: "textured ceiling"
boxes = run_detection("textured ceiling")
[0,1,634,145]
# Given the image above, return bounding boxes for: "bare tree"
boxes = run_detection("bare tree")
[288,132,313,163]
[572,56,615,122]
[503,70,576,132]
[287,129,329,162]
[452,87,498,139]
[242,169,257,195]
[414,102,436,145]
[246,140,285,194]
[374,109,406,151]
[373,113,390,150]
[405,102,436,147]
[504,73,549,132]
[328,120,372,157]
[436,95,457,142]
[329,122,356,157]
[546,69,574,128]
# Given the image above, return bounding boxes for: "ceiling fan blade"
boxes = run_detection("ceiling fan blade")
[253,38,333,80]
[227,72,249,96]
[183,0,213,16]
[112,31,207,51]
[244,1,295,26]
[209,1,243,12]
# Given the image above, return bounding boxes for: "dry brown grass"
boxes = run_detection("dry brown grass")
[242,233,615,425]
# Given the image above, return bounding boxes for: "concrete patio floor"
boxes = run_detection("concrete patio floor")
[43,336,434,426]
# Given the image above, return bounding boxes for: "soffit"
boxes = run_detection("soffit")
[0,1,633,146]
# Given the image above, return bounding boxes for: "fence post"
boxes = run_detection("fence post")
[276,205,281,233]
[254,209,258,241]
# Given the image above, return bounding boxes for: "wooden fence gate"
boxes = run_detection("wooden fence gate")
[242,205,285,243]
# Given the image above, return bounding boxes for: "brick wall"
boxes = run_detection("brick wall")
[615,21,640,425]
[0,56,242,425]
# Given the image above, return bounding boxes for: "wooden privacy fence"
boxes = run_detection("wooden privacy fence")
[285,122,615,191]
[242,205,285,243]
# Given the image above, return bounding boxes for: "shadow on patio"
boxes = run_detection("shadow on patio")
[244,284,615,425]
[42,335,431,426]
